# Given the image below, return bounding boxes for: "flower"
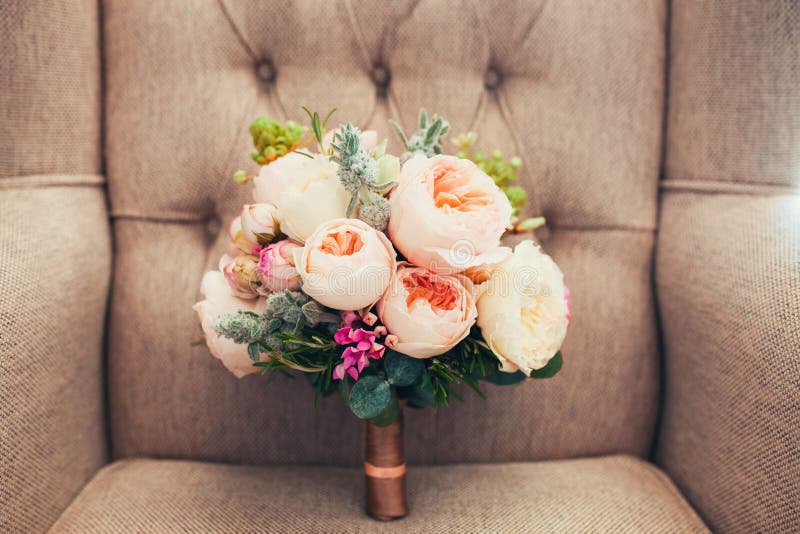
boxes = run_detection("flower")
[193,271,267,378]
[257,240,302,292]
[293,218,396,310]
[226,216,259,257]
[332,321,387,381]
[376,262,477,358]
[388,154,513,274]
[255,154,349,243]
[240,203,279,245]
[220,254,260,299]
[475,240,569,374]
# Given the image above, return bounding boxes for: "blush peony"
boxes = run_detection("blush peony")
[388,154,512,274]
[293,218,396,310]
[376,262,477,358]
[193,271,267,378]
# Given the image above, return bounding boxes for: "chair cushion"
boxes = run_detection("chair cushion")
[51,455,706,533]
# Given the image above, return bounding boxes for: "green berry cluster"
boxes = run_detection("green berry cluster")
[249,116,304,165]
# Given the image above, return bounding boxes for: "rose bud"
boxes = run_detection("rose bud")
[257,240,302,292]
[227,216,259,256]
[240,203,279,245]
[220,254,260,299]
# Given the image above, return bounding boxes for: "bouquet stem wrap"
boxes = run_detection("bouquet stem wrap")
[365,409,408,520]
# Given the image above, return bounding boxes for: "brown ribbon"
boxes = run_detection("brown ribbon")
[364,409,408,521]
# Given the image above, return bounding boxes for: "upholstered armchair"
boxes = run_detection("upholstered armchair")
[2,1,798,532]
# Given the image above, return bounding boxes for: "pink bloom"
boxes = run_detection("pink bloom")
[332,320,387,381]
[257,240,302,292]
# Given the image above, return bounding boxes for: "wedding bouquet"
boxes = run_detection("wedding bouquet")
[194,108,570,519]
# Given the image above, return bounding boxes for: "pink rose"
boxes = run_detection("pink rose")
[388,154,512,274]
[257,240,302,292]
[193,271,267,378]
[376,262,477,358]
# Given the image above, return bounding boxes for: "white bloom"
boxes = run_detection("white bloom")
[476,240,569,374]
[240,203,279,244]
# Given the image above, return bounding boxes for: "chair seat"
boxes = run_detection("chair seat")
[50,455,706,532]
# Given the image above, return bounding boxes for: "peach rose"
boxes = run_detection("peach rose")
[388,154,512,274]
[193,271,267,378]
[293,218,396,310]
[376,262,477,358]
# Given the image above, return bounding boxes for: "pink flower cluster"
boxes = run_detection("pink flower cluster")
[332,311,387,381]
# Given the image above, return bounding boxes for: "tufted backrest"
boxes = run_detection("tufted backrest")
[106,0,666,466]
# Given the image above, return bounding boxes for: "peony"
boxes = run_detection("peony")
[193,271,267,378]
[220,254,260,299]
[293,218,395,310]
[257,240,302,292]
[376,262,477,358]
[388,154,513,274]
[255,154,349,243]
[240,203,279,244]
[476,240,569,374]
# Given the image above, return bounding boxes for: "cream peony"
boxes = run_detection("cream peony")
[376,262,477,358]
[388,154,512,274]
[252,151,308,207]
[476,240,569,374]
[293,218,396,310]
[193,271,267,378]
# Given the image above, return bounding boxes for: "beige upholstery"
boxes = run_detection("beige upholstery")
[656,2,800,532]
[0,1,109,533]
[51,456,707,533]
[0,0,797,532]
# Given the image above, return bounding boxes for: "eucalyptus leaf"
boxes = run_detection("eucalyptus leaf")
[247,342,262,363]
[480,369,527,386]
[398,379,435,409]
[384,349,424,386]
[349,375,391,419]
[369,395,400,427]
[529,352,563,379]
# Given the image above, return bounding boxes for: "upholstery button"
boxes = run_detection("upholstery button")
[205,217,221,238]
[484,67,503,90]
[255,60,276,84]
[370,65,391,88]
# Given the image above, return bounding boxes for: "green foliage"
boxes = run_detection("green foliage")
[384,349,424,386]
[329,122,393,230]
[301,107,337,151]
[349,375,392,419]
[213,310,268,345]
[529,351,563,379]
[370,396,401,427]
[249,116,304,165]
[390,109,450,161]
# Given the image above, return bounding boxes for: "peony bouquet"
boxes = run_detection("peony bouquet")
[194,108,570,519]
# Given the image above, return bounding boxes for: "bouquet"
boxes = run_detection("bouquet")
[194,108,571,520]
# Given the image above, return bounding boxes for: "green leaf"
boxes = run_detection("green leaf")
[369,395,400,426]
[247,342,262,363]
[349,375,391,419]
[529,352,563,379]
[337,376,352,407]
[398,379,435,409]
[384,349,424,387]
[480,369,527,386]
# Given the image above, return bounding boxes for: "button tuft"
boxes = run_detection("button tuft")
[484,67,503,91]
[255,60,276,84]
[370,65,391,88]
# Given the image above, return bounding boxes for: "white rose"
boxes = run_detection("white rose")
[476,240,569,374]
[193,271,267,378]
[293,218,396,310]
